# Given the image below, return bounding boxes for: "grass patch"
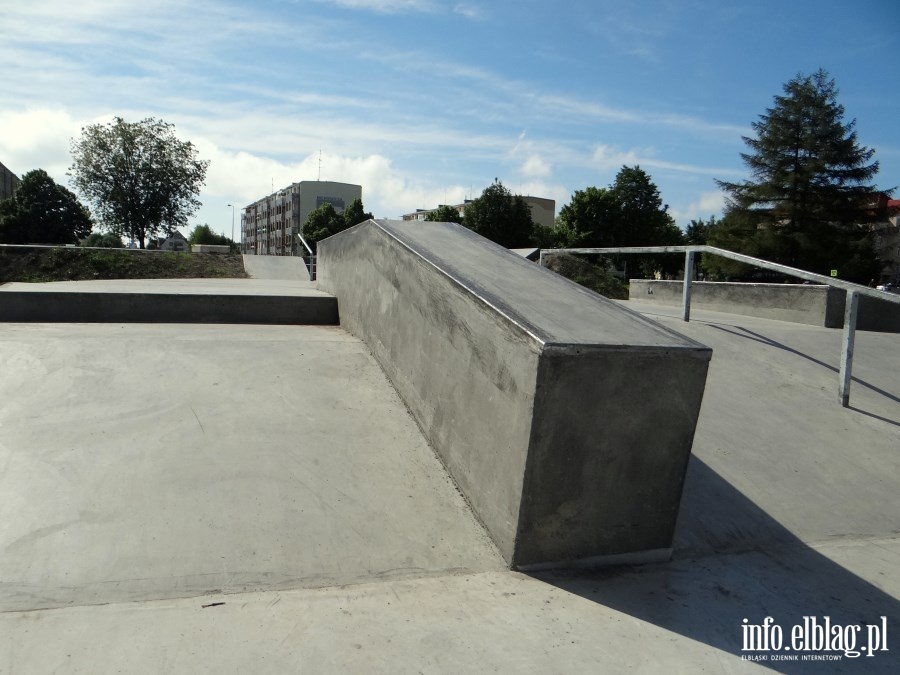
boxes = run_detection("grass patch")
[0,247,247,283]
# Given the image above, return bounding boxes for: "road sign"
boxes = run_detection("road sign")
[830,269,838,277]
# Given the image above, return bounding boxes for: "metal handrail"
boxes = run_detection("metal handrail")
[540,244,899,407]
[296,233,317,281]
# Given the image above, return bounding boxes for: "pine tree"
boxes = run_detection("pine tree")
[715,69,885,280]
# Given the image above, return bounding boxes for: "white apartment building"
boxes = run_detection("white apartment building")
[241,181,362,256]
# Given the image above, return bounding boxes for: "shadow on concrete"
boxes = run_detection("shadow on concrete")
[847,407,900,429]
[531,458,899,674]
[708,324,900,409]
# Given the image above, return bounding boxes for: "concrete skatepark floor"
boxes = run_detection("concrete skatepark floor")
[1,290,899,673]
[0,323,503,614]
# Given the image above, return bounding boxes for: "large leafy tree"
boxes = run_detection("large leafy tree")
[302,198,373,250]
[69,117,209,248]
[188,224,232,246]
[0,169,92,244]
[715,69,884,281]
[463,180,534,248]
[558,167,680,247]
[342,197,374,228]
[556,166,684,276]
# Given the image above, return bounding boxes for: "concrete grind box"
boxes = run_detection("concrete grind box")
[318,221,711,568]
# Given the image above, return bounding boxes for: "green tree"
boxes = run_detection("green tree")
[558,167,677,248]
[301,198,375,251]
[685,215,718,245]
[424,204,463,224]
[188,224,231,246]
[81,232,123,248]
[342,198,373,228]
[302,203,345,250]
[463,180,534,248]
[715,69,885,281]
[0,169,92,244]
[69,117,209,249]
[556,166,683,276]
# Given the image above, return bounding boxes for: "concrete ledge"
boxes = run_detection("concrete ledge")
[630,280,900,332]
[191,244,231,254]
[0,291,337,324]
[318,220,711,568]
[630,280,844,327]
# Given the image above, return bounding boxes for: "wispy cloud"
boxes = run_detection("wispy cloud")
[670,190,727,223]
[312,0,438,13]
[592,144,741,177]
[453,3,486,20]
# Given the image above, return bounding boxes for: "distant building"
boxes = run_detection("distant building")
[159,231,189,252]
[241,181,362,256]
[0,160,20,201]
[402,195,556,229]
[873,198,900,285]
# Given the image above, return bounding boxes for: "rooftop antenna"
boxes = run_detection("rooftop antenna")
[318,149,322,182]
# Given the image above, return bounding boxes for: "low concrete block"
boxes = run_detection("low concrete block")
[0,291,338,325]
[630,280,900,332]
[318,221,711,568]
[191,245,231,254]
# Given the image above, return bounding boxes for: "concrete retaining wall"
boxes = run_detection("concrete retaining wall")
[318,220,711,568]
[629,280,900,332]
[0,291,337,324]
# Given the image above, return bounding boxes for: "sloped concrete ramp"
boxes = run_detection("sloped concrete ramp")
[242,254,310,280]
[0,323,503,613]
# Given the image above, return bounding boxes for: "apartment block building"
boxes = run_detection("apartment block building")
[0,160,20,201]
[241,181,362,256]
[874,198,900,285]
[402,195,556,229]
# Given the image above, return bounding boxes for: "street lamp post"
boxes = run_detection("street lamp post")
[227,203,235,251]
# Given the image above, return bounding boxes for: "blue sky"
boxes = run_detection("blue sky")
[1,0,898,238]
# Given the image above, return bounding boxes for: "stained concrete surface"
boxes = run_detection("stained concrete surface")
[2,299,899,673]
[0,323,503,613]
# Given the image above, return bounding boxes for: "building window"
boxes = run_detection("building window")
[316,196,345,210]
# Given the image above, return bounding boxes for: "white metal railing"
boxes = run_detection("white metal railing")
[296,233,317,281]
[540,245,900,407]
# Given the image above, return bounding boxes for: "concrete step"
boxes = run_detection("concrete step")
[0,279,337,324]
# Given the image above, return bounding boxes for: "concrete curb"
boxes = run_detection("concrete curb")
[0,291,338,324]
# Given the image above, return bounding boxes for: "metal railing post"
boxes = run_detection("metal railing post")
[839,290,859,407]
[682,250,694,322]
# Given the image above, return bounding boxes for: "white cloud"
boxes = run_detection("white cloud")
[521,155,551,178]
[670,190,726,224]
[0,109,84,181]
